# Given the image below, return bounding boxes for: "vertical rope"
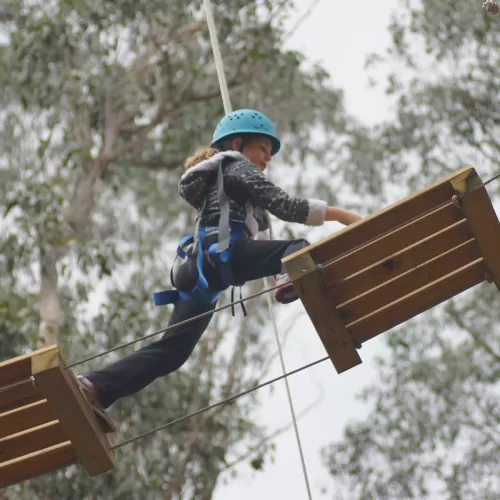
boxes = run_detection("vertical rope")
[264,229,314,500]
[203,2,313,498]
[202,0,233,114]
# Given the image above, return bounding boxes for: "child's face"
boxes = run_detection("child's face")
[235,137,272,172]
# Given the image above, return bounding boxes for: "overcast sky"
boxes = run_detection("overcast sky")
[214,1,400,499]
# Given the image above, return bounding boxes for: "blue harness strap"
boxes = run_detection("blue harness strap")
[153,221,245,306]
[153,159,248,308]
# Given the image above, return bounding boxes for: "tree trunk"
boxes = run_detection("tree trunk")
[197,471,220,500]
[38,243,62,347]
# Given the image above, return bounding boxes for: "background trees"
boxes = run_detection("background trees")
[1,1,353,497]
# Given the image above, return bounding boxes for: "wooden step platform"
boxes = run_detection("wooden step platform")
[283,166,500,374]
[0,345,115,488]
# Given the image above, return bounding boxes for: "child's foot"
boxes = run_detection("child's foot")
[274,273,299,304]
[75,374,116,434]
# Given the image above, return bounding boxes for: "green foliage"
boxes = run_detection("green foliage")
[0,0,358,497]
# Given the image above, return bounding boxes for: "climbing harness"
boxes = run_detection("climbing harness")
[153,159,246,311]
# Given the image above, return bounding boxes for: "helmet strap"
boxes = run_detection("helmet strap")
[232,135,249,154]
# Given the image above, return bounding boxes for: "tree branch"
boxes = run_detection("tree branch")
[163,434,198,500]
[127,156,185,170]
[221,384,324,474]
[447,300,500,362]
[102,20,208,161]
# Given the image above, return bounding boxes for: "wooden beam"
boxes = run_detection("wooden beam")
[347,258,486,343]
[0,400,55,439]
[0,381,42,414]
[31,347,115,476]
[320,202,464,283]
[283,166,474,267]
[0,421,66,464]
[0,442,76,488]
[284,253,362,373]
[452,169,500,291]
[325,219,474,304]
[337,239,481,324]
[0,346,57,386]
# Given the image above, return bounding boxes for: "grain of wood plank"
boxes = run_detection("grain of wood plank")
[346,259,486,342]
[336,239,481,324]
[325,219,474,304]
[0,421,66,464]
[453,170,500,291]
[31,347,115,476]
[0,400,55,439]
[0,441,76,488]
[289,254,362,373]
[321,202,464,283]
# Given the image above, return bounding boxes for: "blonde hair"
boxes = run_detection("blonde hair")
[184,147,219,169]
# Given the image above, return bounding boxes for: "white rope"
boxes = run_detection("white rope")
[264,231,314,500]
[202,0,232,114]
[202,2,313,498]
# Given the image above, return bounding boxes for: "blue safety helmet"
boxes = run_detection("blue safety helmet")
[211,109,281,155]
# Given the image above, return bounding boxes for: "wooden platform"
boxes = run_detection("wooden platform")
[283,166,500,374]
[0,345,115,488]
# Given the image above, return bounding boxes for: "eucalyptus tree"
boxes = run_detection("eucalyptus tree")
[1,0,354,497]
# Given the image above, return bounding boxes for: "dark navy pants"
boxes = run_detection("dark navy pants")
[87,237,308,408]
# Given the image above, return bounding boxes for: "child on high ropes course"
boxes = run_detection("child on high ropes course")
[76,109,362,432]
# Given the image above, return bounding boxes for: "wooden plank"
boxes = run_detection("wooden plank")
[0,381,42,414]
[283,167,474,268]
[0,441,76,488]
[0,400,55,439]
[0,421,66,464]
[336,239,482,324]
[0,346,57,386]
[285,253,362,374]
[320,202,464,283]
[347,258,486,343]
[31,346,115,476]
[325,219,474,304]
[452,170,500,291]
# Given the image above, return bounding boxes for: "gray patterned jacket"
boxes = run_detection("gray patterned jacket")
[178,151,327,238]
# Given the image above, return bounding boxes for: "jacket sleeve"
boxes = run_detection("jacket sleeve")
[224,160,327,226]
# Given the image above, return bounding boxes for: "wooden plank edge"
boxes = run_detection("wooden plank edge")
[31,349,116,476]
[323,218,472,293]
[0,384,43,416]
[282,166,474,267]
[335,238,481,324]
[0,420,65,464]
[318,201,465,280]
[0,400,55,439]
[289,254,362,374]
[346,258,486,343]
[454,170,500,291]
[0,345,58,386]
[0,441,76,489]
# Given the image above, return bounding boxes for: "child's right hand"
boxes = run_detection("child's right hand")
[325,207,362,226]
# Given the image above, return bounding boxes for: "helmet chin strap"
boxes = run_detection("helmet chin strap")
[238,141,248,154]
